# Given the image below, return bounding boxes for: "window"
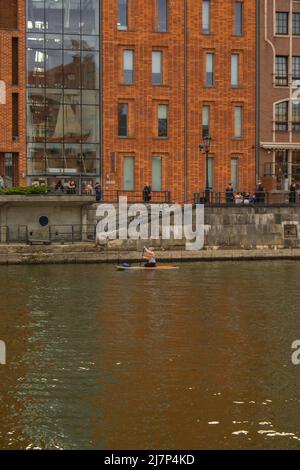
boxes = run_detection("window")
[118,103,128,137]
[123,50,134,84]
[293,57,300,81]
[157,0,168,32]
[207,156,213,189]
[293,13,300,36]
[152,157,162,191]
[0,152,19,187]
[276,12,289,35]
[234,106,243,138]
[26,1,101,185]
[231,54,239,87]
[12,93,19,139]
[275,101,288,131]
[275,56,288,86]
[158,104,168,137]
[123,156,134,190]
[202,0,210,34]
[231,158,239,191]
[202,105,210,137]
[152,51,163,85]
[12,38,19,85]
[292,101,300,131]
[205,53,214,87]
[234,2,243,36]
[118,0,127,30]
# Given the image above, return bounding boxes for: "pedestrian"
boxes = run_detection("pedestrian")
[255,181,265,204]
[55,180,64,192]
[69,179,76,194]
[0,174,4,190]
[289,181,297,204]
[85,181,94,195]
[95,182,102,202]
[143,183,152,203]
[225,183,234,204]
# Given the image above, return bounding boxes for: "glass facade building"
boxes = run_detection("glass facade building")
[26,0,100,192]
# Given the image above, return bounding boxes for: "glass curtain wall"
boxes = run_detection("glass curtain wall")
[26,0,100,192]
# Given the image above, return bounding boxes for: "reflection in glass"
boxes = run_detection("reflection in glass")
[27,0,45,31]
[46,143,63,174]
[27,88,45,104]
[27,48,45,87]
[64,50,81,88]
[64,0,81,34]
[45,49,63,87]
[82,90,98,105]
[45,0,63,33]
[81,0,99,34]
[27,34,45,49]
[45,34,63,49]
[82,52,99,89]
[81,36,99,51]
[27,142,46,174]
[46,97,62,141]
[64,89,81,104]
[26,0,100,181]
[64,35,81,50]
[27,103,46,141]
[82,106,99,142]
[64,104,81,141]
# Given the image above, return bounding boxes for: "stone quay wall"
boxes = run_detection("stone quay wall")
[87,204,300,251]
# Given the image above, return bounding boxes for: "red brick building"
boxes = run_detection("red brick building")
[0,0,26,187]
[103,0,256,204]
[259,0,300,198]
[0,1,257,203]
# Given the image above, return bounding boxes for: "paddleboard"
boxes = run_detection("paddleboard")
[117,265,178,271]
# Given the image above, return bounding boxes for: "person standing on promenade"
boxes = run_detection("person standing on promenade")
[95,182,102,202]
[225,183,234,204]
[143,184,152,202]
[289,181,297,204]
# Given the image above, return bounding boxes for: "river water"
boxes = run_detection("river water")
[0,261,300,450]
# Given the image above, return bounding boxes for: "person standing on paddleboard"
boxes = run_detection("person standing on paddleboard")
[143,246,157,267]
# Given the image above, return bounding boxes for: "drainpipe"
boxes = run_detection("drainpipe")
[184,0,188,203]
[99,0,103,197]
[256,0,260,184]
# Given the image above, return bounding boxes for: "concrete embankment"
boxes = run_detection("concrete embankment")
[1,244,300,265]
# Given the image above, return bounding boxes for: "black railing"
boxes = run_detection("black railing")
[194,191,300,205]
[116,190,171,203]
[0,225,97,244]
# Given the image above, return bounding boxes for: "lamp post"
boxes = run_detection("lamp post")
[199,134,212,204]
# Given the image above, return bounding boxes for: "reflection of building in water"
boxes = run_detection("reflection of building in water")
[260,0,300,192]
[26,0,100,191]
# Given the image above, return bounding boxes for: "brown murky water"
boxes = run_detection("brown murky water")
[0,261,300,450]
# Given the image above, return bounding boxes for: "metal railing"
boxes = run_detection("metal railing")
[194,191,300,205]
[116,190,171,203]
[0,225,97,244]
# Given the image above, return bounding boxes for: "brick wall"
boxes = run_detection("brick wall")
[102,0,256,204]
[0,0,26,185]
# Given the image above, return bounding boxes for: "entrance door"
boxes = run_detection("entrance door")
[275,150,288,190]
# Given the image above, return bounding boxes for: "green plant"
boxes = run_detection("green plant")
[0,186,49,195]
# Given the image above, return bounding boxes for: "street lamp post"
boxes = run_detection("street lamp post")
[199,134,212,204]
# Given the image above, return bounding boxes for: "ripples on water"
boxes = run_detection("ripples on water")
[0,261,300,449]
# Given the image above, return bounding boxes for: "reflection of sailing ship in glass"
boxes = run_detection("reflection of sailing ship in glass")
[53,95,82,141]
